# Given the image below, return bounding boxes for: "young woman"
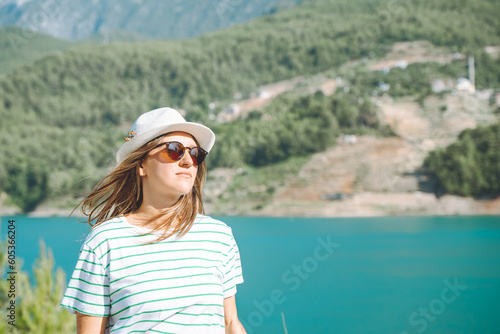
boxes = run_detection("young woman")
[61,107,246,334]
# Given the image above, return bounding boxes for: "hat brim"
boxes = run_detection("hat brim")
[116,122,215,164]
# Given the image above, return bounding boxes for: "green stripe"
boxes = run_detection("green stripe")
[95,219,128,227]
[69,277,110,288]
[110,265,216,284]
[159,321,224,328]
[111,307,224,333]
[130,330,174,334]
[177,311,224,318]
[87,226,134,244]
[224,262,240,276]
[79,258,102,266]
[99,239,230,261]
[113,308,189,331]
[59,303,108,317]
[62,295,110,308]
[225,260,241,274]
[79,247,106,272]
[105,248,223,269]
[111,257,222,273]
[167,239,230,247]
[111,282,220,306]
[65,286,110,297]
[111,293,223,317]
[101,220,125,224]
[110,273,213,297]
[74,268,107,277]
[116,303,222,322]
[223,275,243,292]
[112,248,222,262]
[126,319,224,333]
[95,234,146,250]
[227,252,237,264]
[223,272,243,285]
[99,243,148,260]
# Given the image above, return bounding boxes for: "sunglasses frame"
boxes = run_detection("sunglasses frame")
[152,141,208,166]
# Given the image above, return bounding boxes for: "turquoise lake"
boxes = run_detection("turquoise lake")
[1,215,499,333]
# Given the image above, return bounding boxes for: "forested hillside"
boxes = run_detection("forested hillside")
[0,26,75,74]
[1,0,500,212]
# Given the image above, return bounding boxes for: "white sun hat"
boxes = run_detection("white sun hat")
[116,107,216,164]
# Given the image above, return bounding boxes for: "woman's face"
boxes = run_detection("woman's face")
[139,131,199,206]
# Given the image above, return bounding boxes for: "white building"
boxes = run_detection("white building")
[456,78,475,94]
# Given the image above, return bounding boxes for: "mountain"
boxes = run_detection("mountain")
[0,0,301,41]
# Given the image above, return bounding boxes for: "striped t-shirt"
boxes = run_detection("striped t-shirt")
[60,214,244,333]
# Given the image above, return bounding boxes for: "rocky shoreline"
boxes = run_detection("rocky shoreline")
[2,192,498,218]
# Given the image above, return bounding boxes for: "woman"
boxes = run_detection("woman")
[61,107,246,334]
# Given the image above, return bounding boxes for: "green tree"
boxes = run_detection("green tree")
[3,160,48,213]
[0,239,75,333]
[424,122,500,197]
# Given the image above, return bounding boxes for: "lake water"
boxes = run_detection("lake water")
[1,215,499,334]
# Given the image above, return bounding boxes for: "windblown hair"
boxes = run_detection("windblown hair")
[73,134,207,242]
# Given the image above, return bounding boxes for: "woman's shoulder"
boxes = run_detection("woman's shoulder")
[84,216,131,246]
[194,214,234,235]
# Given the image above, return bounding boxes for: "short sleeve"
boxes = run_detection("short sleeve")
[60,242,110,317]
[222,229,244,298]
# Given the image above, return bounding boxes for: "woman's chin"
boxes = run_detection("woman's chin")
[168,188,193,200]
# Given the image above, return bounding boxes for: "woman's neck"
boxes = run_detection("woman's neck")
[126,204,176,228]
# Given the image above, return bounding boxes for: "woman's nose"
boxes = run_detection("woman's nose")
[179,148,194,166]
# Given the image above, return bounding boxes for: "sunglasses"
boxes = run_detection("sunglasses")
[152,141,208,166]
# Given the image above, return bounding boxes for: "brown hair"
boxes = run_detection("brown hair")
[73,134,207,242]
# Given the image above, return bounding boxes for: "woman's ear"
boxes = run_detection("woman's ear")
[138,161,147,177]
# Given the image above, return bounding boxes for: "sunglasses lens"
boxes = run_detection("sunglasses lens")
[166,142,184,161]
[159,142,207,166]
[190,147,207,166]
